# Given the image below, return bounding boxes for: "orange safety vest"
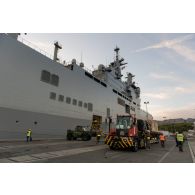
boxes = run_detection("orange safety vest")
[159,135,165,141]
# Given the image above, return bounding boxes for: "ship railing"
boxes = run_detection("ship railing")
[64,60,93,74]
[18,36,93,74]
[18,36,54,60]
[83,66,93,74]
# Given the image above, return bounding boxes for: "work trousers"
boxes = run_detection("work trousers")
[178,141,183,152]
[26,136,32,142]
[160,140,165,147]
[175,138,178,147]
[146,140,151,149]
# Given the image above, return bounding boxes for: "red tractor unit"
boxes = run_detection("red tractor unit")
[105,115,148,152]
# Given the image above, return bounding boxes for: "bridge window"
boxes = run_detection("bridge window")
[78,101,83,107]
[51,74,59,86]
[84,103,88,108]
[50,92,56,100]
[118,98,125,107]
[125,104,130,114]
[66,97,71,104]
[41,70,50,83]
[58,95,64,102]
[73,99,77,105]
[88,103,93,112]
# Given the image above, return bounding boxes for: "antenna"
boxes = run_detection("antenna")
[81,51,83,62]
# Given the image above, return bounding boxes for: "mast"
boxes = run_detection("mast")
[112,46,127,79]
[53,41,62,62]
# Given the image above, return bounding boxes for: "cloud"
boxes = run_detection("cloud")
[143,84,195,103]
[153,105,195,120]
[143,92,170,100]
[149,72,176,81]
[149,72,195,84]
[174,86,195,94]
[170,44,195,62]
[134,34,195,63]
[134,34,194,52]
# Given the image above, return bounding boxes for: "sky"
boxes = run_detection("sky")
[21,33,195,120]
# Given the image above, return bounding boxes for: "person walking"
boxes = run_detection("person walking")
[175,132,178,147]
[96,130,101,144]
[146,131,151,149]
[159,133,166,148]
[26,129,32,142]
[176,131,184,152]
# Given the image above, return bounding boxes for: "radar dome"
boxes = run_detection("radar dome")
[72,59,76,64]
[98,64,105,71]
[80,62,84,68]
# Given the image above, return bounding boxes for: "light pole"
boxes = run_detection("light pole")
[193,109,195,131]
[144,101,149,120]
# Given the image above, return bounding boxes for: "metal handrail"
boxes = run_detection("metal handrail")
[18,36,93,74]
[18,36,54,60]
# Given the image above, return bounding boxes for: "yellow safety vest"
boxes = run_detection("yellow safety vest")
[27,130,31,137]
[177,134,184,142]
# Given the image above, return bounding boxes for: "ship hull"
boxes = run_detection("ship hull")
[0,106,90,140]
[0,33,152,140]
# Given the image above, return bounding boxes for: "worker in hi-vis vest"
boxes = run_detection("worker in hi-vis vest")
[176,131,184,152]
[96,129,101,144]
[159,133,166,148]
[146,131,151,149]
[26,129,32,142]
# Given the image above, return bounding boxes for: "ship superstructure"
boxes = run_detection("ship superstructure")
[0,33,152,140]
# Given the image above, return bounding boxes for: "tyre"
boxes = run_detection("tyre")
[87,135,92,141]
[132,140,139,152]
[109,145,115,150]
[67,134,73,140]
[82,133,90,141]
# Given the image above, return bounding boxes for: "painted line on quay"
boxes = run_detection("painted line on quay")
[188,141,195,163]
[0,144,107,163]
[158,145,175,163]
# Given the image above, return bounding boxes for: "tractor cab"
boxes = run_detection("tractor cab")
[115,115,137,137]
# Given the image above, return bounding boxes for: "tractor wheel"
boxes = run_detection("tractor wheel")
[87,135,92,141]
[109,145,114,150]
[82,134,89,141]
[67,134,73,140]
[109,144,116,150]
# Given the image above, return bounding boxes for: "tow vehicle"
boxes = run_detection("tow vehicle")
[105,115,159,152]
